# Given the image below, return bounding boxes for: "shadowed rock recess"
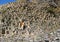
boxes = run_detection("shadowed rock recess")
[0,0,60,42]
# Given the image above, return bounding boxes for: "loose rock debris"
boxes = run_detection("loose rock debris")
[0,0,60,42]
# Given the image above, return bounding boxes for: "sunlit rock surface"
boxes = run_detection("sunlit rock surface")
[0,0,60,42]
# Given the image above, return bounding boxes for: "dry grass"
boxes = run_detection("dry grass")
[0,0,60,41]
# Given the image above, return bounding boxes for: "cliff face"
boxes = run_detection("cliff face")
[0,0,60,42]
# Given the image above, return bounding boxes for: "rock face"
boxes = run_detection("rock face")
[0,0,60,42]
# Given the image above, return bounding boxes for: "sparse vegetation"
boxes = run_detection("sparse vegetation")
[0,0,60,42]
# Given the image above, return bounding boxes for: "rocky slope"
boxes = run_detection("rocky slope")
[0,0,60,42]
